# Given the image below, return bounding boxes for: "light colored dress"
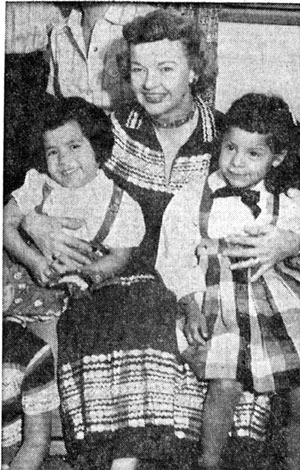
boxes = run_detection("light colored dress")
[9,168,145,324]
[13,168,145,248]
[157,170,300,393]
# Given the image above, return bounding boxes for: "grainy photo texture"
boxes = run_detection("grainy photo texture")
[2,3,300,470]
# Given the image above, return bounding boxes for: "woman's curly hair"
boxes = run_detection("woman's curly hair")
[117,8,215,96]
[220,93,300,193]
[29,95,114,174]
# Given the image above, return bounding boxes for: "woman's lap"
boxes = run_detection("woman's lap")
[57,275,272,467]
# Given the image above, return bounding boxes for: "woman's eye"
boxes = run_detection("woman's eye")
[131,67,144,74]
[160,67,173,73]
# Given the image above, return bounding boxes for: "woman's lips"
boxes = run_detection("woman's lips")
[143,93,167,104]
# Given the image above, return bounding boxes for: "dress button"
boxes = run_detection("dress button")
[94,47,98,52]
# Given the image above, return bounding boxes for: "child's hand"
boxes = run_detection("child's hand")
[181,293,208,346]
[28,254,54,286]
[80,259,107,285]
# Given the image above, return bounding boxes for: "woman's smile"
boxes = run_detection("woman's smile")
[130,39,195,122]
[143,92,168,104]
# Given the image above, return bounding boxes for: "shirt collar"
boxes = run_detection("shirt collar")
[66,5,139,28]
[208,170,266,193]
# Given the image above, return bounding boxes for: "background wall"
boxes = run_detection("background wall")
[216,18,300,119]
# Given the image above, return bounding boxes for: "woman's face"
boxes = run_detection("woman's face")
[130,39,196,121]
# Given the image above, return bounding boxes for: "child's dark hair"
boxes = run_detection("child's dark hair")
[30,95,114,174]
[222,93,300,193]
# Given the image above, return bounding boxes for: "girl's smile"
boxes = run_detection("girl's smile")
[44,120,98,188]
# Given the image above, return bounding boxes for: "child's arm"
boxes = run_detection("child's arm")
[3,199,54,285]
[179,292,208,347]
[80,246,132,283]
[9,411,52,470]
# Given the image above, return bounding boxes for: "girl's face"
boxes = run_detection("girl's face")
[130,39,196,121]
[219,127,286,189]
[44,120,98,188]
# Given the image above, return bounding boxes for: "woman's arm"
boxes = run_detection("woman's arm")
[223,188,300,281]
[21,210,93,271]
[9,411,52,470]
[3,199,54,284]
[80,246,132,283]
[224,226,300,282]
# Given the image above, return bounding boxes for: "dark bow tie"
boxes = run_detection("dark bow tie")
[211,185,261,218]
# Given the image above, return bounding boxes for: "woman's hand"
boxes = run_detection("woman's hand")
[181,293,208,347]
[223,225,300,282]
[22,211,93,271]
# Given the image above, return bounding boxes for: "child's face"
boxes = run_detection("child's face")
[44,120,98,188]
[219,127,285,189]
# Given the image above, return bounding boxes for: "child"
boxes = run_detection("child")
[156,93,300,470]
[3,95,145,313]
[2,253,60,470]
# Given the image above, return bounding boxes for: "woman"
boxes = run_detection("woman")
[22,9,300,470]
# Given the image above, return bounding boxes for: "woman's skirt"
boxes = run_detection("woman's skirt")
[57,273,272,469]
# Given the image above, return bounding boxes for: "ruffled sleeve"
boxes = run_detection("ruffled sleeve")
[11,169,47,215]
[156,182,206,301]
[278,190,300,235]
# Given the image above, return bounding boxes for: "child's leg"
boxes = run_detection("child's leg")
[200,379,242,469]
[111,457,138,470]
[286,386,300,470]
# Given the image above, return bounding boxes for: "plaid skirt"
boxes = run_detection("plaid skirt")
[189,256,300,393]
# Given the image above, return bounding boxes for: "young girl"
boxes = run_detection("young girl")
[156,93,300,470]
[2,252,60,470]
[3,95,145,329]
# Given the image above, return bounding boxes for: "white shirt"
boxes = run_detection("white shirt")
[12,169,145,248]
[156,170,300,300]
[47,5,154,110]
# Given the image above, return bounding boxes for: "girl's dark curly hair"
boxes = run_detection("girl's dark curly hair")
[221,93,300,193]
[117,8,214,96]
[29,95,114,174]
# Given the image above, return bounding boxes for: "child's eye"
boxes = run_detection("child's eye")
[249,151,259,158]
[224,143,235,151]
[70,143,81,151]
[46,150,58,158]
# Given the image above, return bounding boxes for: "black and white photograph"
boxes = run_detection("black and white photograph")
[2,2,300,470]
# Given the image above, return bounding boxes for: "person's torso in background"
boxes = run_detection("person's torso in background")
[47,5,154,112]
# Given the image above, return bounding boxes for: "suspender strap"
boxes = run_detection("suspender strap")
[35,183,53,214]
[92,184,124,246]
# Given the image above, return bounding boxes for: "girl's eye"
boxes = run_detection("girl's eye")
[70,143,81,150]
[225,143,235,151]
[160,67,173,73]
[249,151,259,158]
[46,150,58,158]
